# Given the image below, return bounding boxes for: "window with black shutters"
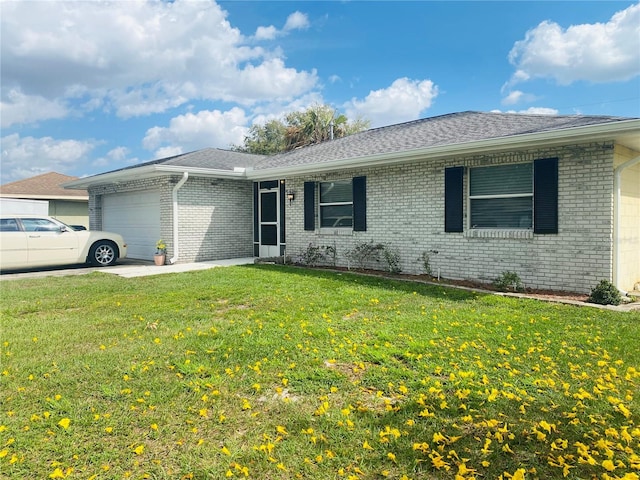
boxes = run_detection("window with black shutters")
[444,159,558,234]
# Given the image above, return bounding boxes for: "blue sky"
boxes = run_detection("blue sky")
[1,0,639,184]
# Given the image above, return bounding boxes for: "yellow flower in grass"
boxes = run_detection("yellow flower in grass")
[133,444,145,455]
[430,452,450,471]
[49,468,65,479]
[511,469,526,480]
[602,459,616,472]
[57,418,70,429]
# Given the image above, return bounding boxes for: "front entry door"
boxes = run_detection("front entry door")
[259,186,280,257]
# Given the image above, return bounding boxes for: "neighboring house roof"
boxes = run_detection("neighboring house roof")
[65,111,640,188]
[1,172,88,200]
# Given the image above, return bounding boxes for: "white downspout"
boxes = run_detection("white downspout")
[169,172,189,264]
[613,155,640,291]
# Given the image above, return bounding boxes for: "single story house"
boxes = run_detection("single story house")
[65,111,640,294]
[1,172,89,227]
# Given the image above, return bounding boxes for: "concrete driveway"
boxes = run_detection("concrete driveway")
[0,257,255,281]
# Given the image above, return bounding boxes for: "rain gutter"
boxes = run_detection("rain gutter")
[169,172,189,264]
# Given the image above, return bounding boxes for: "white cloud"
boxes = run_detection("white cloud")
[155,146,184,160]
[0,134,96,182]
[91,147,135,168]
[508,3,640,86]
[284,12,310,31]
[501,89,539,106]
[1,0,318,122]
[491,107,559,115]
[142,107,249,155]
[1,88,69,128]
[248,92,326,126]
[253,11,309,40]
[255,25,278,41]
[344,78,438,127]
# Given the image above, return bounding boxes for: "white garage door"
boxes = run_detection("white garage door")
[103,190,161,260]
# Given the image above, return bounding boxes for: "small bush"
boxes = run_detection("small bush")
[299,244,337,267]
[344,241,384,270]
[299,244,326,267]
[588,280,622,306]
[324,244,337,267]
[420,251,432,276]
[493,271,524,292]
[381,245,401,274]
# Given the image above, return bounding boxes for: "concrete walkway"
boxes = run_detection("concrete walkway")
[0,258,256,280]
[103,257,255,278]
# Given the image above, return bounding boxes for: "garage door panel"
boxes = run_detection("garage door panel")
[103,191,160,260]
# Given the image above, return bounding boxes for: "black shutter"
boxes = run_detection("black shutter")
[534,158,558,234]
[304,181,315,231]
[253,182,259,256]
[444,167,464,232]
[279,181,286,244]
[253,182,259,243]
[352,176,367,232]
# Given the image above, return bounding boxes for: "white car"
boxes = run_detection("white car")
[0,215,127,270]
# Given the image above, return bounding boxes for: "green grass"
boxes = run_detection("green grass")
[1,265,638,480]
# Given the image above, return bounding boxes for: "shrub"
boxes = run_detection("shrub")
[299,244,326,267]
[381,245,401,274]
[299,244,337,267]
[344,241,384,270]
[323,244,337,267]
[493,271,524,292]
[588,280,622,306]
[420,251,432,276]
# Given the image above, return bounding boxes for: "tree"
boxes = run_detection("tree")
[234,104,369,154]
[237,120,287,155]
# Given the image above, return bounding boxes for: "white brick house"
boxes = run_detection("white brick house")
[66,112,640,294]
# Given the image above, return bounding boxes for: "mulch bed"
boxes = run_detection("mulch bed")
[305,265,591,303]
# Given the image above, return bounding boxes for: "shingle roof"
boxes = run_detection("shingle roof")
[66,111,638,187]
[0,172,87,198]
[115,148,264,172]
[253,111,634,170]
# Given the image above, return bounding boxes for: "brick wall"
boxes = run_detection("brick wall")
[176,177,253,261]
[284,142,615,294]
[89,176,253,262]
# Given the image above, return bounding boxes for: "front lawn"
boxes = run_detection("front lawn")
[1,265,638,479]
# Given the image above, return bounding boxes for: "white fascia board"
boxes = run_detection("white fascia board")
[154,165,247,179]
[64,165,247,189]
[247,119,640,179]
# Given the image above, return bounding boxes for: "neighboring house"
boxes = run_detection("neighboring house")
[65,111,640,294]
[0,172,89,228]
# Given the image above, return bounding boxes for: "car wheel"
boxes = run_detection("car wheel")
[89,241,118,266]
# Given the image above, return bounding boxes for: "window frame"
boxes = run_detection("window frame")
[467,162,534,230]
[318,179,354,229]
